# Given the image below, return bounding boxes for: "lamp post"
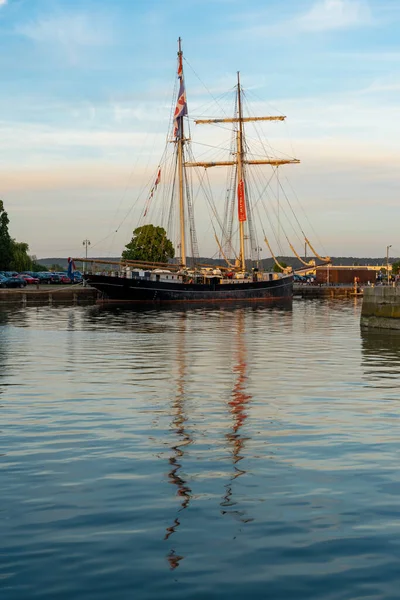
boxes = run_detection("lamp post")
[387,244,392,285]
[83,239,91,274]
[255,246,262,270]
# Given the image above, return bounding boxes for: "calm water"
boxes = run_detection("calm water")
[1,300,400,599]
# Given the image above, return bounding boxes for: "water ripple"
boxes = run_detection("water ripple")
[1,299,400,599]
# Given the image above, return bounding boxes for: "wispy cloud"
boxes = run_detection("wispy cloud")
[333,50,400,61]
[16,11,112,58]
[298,0,371,32]
[237,0,372,38]
[0,0,7,6]
[359,78,400,93]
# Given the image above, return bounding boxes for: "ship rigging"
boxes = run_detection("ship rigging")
[81,39,329,304]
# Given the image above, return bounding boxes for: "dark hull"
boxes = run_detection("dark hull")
[85,274,293,305]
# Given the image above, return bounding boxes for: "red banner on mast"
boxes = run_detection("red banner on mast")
[238,180,247,222]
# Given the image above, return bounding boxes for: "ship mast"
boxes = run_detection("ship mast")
[185,71,300,272]
[177,38,186,267]
[236,72,246,272]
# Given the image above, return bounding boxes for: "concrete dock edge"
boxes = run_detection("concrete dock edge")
[361,287,400,329]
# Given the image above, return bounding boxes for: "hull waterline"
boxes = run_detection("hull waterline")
[85,274,293,306]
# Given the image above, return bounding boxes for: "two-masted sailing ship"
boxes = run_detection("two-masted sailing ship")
[84,39,312,305]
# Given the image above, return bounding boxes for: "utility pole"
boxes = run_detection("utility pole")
[387,244,392,285]
[255,246,262,270]
[83,239,91,274]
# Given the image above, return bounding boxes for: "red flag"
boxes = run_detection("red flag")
[177,54,183,78]
[238,180,246,222]
[144,168,161,217]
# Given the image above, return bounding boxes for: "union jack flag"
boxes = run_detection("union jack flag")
[173,54,187,137]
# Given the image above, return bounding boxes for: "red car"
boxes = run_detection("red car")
[17,274,40,284]
[59,275,71,284]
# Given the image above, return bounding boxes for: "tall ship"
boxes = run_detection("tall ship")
[83,39,327,305]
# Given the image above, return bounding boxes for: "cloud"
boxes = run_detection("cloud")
[0,164,145,192]
[359,79,400,93]
[16,11,112,49]
[0,122,161,153]
[0,0,7,6]
[298,0,371,32]
[237,0,372,38]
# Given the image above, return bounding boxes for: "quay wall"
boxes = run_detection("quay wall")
[294,284,361,298]
[361,286,400,329]
[0,286,100,306]
[0,284,361,306]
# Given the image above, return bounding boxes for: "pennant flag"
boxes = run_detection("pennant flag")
[177,53,183,78]
[173,54,187,138]
[144,168,161,217]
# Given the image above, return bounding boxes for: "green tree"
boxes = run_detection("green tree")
[50,263,64,272]
[391,261,400,275]
[122,224,175,263]
[11,241,32,272]
[0,200,13,270]
[273,261,288,273]
[31,259,48,273]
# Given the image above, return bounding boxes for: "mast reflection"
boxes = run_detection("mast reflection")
[164,313,192,570]
[221,309,253,523]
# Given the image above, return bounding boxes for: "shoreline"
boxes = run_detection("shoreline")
[0,285,100,306]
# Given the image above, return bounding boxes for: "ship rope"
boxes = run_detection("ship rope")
[288,242,314,266]
[94,72,181,258]
[183,155,199,263]
[250,164,303,251]
[275,173,330,262]
[102,63,331,272]
[264,236,289,271]
[167,152,179,247]
[283,173,330,260]
[240,91,330,265]
[305,237,330,263]
[214,234,235,268]
[220,94,238,262]
[220,163,237,261]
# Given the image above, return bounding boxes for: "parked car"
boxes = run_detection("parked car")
[294,274,307,283]
[54,272,72,284]
[59,275,72,284]
[46,273,61,283]
[17,274,40,285]
[35,272,53,284]
[0,274,26,288]
[71,271,83,283]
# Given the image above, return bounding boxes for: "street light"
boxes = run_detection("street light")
[387,245,392,285]
[255,246,262,269]
[83,239,91,274]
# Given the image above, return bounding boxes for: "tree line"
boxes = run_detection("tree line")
[0,200,48,272]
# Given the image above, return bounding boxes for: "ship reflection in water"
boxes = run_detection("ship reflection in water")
[164,315,192,570]
[4,300,400,599]
[164,308,260,569]
[221,310,253,524]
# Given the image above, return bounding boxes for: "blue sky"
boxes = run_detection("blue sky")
[1,0,400,258]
